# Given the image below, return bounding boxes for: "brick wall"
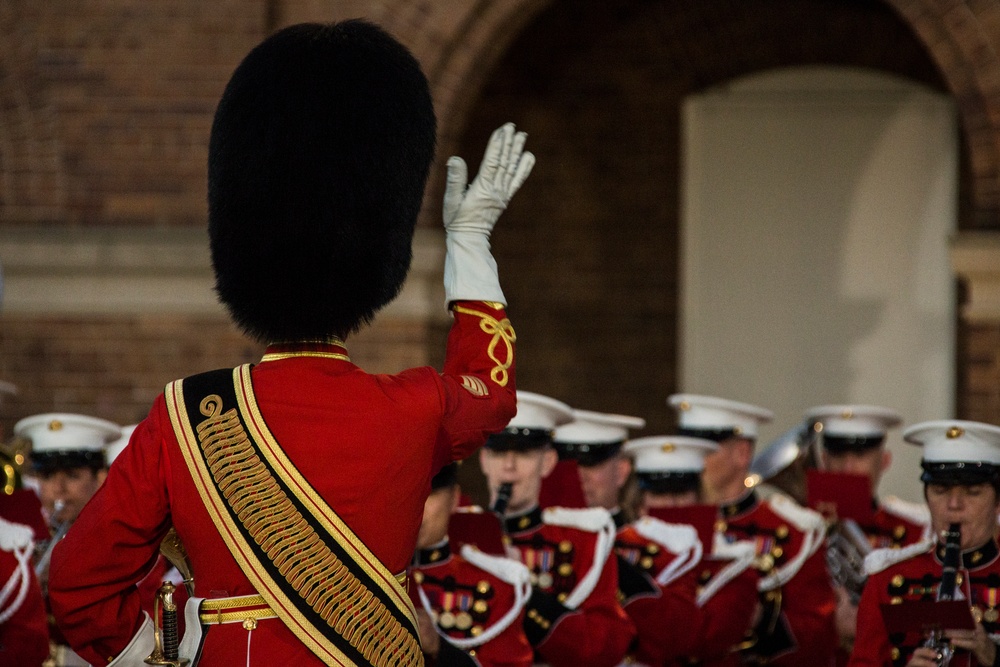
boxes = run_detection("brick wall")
[3,0,1000,440]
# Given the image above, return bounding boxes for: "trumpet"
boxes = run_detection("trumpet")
[922,522,961,666]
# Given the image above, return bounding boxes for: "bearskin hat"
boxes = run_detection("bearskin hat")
[208,20,436,342]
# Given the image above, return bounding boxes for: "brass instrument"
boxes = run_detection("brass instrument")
[922,522,961,666]
[826,518,872,604]
[747,422,818,504]
[145,580,189,666]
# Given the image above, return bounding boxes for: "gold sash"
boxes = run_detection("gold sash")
[166,365,421,666]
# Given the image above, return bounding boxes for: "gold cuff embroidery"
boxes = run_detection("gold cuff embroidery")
[451,304,516,387]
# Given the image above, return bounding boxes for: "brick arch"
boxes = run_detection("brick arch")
[413,0,1000,229]
[881,0,1000,228]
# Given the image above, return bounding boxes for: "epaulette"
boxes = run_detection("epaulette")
[758,495,826,591]
[632,517,702,586]
[0,516,36,626]
[459,544,531,586]
[541,506,615,609]
[766,494,826,532]
[0,517,33,552]
[864,539,933,576]
[542,506,612,533]
[697,538,756,607]
[880,496,931,526]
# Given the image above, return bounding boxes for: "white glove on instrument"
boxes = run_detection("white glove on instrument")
[442,122,535,307]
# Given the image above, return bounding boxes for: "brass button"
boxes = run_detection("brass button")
[775,525,789,540]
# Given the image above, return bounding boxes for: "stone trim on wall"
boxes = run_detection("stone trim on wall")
[0,227,448,322]
[951,231,1000,322]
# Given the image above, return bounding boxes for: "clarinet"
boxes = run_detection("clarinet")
[923,522,961,666]
[491,482,513,516]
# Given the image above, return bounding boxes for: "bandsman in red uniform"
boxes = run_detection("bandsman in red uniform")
[16,413,121,667]
[807,404,931,661]
[626,433,759,667]
[479,392,636,667]
[670,393,838,666]
[411,462,533,667]
[809,405,930,549]
[850,420,1000,667]
[554,410,706,666]
[47,20,532,666]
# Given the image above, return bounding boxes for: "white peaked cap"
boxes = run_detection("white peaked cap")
[14,413,121,454]
[668,394,773,439]
[507,391,574,431]
[554,409,646,444]
[623,435,719,473]
[106,424,138,465]
[805,404,902,436]
[903,420,1000,465]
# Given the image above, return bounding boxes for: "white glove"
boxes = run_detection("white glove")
[442,122,535,306]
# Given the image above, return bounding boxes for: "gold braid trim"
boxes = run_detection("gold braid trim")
[451,304,516,387]
[193,395,422,666]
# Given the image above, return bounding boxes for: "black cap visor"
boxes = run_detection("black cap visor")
[554,440,623,467]
[637,470,701,495]
[486,428,552,452]
[921,460,1000,486]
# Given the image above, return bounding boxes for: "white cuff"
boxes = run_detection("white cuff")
[108,612,154,666]
[444,231,506,307]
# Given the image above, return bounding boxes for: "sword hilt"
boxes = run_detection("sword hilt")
[144,581,189,667]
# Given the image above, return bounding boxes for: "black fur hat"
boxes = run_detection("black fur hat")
[208,20,436,342]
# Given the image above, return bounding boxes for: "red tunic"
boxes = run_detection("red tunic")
[410,540,533,667]
[719,490,838,666]
[850,539,999,667]
[504,506,635,667]
[0,519,49,667]
[864,499,930,550]
[691,549,759,666]
[615,521,702,666]
[47,302,517,666]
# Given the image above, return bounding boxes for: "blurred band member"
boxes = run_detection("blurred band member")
[411,462,533,666]
[627,434,758,667]
[669,394,837,666]
[480,391,636,667]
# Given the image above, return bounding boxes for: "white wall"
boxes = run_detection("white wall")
[681,67,957,503]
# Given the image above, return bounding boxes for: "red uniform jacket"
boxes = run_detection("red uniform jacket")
[0,518,49,667]
[411,539,533,667]
[615,519,702,666]
[719,490,838,667]
[850,538,1000,667]
[504,506,635,667]
[864,498,930,550]
[48,302,517,666]
[691,543,759,667]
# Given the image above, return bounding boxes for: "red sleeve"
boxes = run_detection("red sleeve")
[48,410,170,666]
[847,571,891,667]
[778,546,839,663]
[438,301,517,463]
[626,569,702,664]
[530,552,636,667]
[695,568,758,661]
[0,549,49,666]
